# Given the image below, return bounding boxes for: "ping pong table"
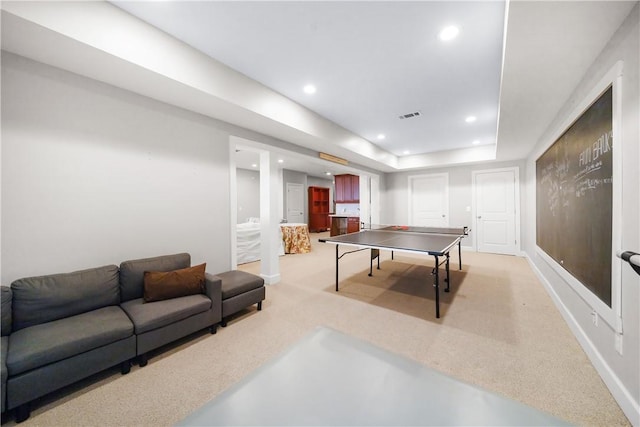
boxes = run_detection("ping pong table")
[320,225,469,318]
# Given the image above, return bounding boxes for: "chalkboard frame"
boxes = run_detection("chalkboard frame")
[534,61,623,329]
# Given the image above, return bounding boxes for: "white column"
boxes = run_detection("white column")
[259,151,281,284]
[229,143,238,269]
[359,175,370,228]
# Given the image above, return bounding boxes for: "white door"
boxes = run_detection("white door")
[409,174,449,227]
[473,168,519,255]
[286,183,304,223]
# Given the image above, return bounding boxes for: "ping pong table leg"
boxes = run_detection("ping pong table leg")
[444,252,451,293]
[433,255,440,318]
[335,244,339,292]
[369,249,380,276]
[458,240,462,270]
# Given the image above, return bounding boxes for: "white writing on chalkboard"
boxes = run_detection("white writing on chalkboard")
[540,163,560,216]
[539,152,571,217]
[579,130,612,167]
[539,130,614,215]
[575,159,603,181]
[575,175,613,197]
[575,130,613,197]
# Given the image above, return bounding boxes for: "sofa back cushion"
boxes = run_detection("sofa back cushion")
[11,265,120,331]
[143,263,206,302]
[1,286,12,336]
[119,253,191,302]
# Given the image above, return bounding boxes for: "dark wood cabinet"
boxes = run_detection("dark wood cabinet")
[335,177,348,203]
[308,186,330,232]
[351,177,359,202]
[330,216,360,236]
[347,217,360,233]
[335,175,349,202]
[330,216,347,236]
[335,174,360,203]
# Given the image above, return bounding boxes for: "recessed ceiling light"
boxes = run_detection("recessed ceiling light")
[325,171,332,176]
[465,116,477,123]
[472,140,481,145]
[251,163,258,168]
[438,25,459,41]
[403,150,410,155]
[277,159,284,163]
[303,84,317,94]
[377,134,386,140]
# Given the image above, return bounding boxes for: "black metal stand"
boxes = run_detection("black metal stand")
[431,252,451,318]
[434,255,440,318]
[333,245,454,319]
[326,229,467,320]
[335,244,369,291]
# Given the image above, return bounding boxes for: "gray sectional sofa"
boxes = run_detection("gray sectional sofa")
[118,253,221,367]
[0,253,225,423]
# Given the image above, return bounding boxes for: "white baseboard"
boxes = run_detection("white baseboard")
[525,254,639,426]
[260,273,281,285]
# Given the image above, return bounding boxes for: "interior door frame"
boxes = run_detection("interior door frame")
[408,173,449,227]
[471,166,521,254]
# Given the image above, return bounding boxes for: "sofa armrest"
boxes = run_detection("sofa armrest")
[204,273,222,324]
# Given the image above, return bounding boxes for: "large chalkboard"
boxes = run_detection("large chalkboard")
[536,86,613,307]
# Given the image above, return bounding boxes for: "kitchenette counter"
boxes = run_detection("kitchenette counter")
[329,215,360,236]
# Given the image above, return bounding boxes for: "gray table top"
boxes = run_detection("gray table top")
[320,229,462,255]
[178,327,569,426]
[373,225,469,235]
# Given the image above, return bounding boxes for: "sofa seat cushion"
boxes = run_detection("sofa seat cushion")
[6,306,133,376]
[218,270,265,300]
[120,294,211,334]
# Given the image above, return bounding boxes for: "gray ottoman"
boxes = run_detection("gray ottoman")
[218,271,265,327]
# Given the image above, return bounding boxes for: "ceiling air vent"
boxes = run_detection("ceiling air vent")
[399,111,421,120]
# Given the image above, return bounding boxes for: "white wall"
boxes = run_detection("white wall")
[236,168,260,223]
[523,5,639,424]
[236,168,334,225]
[1,52,232,282]
[383,159,526,249]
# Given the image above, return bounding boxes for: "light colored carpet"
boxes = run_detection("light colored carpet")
[1,232,630,426]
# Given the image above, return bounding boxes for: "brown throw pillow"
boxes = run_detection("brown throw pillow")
[143,263,206,302]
